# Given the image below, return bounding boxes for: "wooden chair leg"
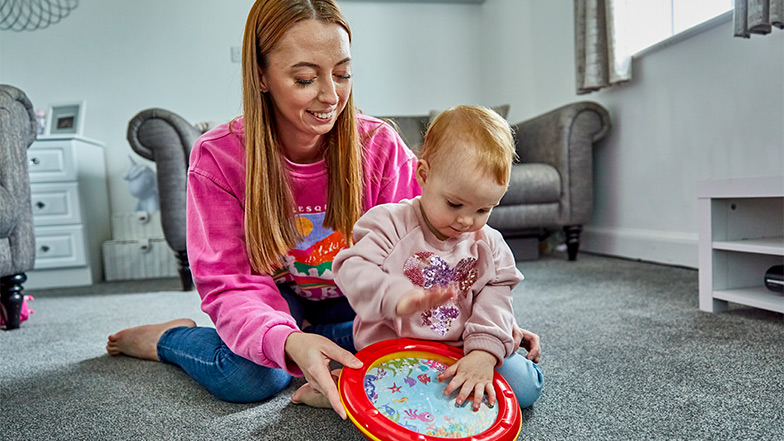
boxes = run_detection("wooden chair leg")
[563,225,583,261]
[1,273,27,330]
[175,250,194,291]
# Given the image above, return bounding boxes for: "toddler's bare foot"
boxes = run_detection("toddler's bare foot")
[106,318,196,361]
[291,383,332,409]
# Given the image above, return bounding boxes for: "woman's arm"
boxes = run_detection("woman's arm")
[187,167,302,373]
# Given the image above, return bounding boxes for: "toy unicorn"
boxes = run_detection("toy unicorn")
[124,156,159,212]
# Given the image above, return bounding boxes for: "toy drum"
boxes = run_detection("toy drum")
[339,338,521,441]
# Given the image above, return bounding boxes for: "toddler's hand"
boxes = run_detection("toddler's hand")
[517,328,541,363]
[438,350,497,411]
[395,285,454,317]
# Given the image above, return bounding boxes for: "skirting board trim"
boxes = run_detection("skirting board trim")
[25,267,92,290]
[582,226,698,268]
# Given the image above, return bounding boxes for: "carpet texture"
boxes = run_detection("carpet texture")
[1,253,782,440]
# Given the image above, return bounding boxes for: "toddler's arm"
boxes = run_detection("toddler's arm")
[395,284,455,316]
[462,231,524,364]
[333,203,416,320]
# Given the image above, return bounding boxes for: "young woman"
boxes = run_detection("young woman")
[107,0,541,419]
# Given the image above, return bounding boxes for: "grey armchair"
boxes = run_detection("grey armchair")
[127,109,203,291]
[384,101,612,260]
[0,85,38,330]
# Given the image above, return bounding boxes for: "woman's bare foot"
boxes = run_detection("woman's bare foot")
[291,368,342,409]
[290,383,332,409]
[106,318,196,361]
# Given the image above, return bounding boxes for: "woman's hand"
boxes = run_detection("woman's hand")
[437,350,497,411]
[284,332,363,419]
[395,285,455,317]
[514,327,541,363]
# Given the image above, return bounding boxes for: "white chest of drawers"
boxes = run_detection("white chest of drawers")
[25,136,111,289]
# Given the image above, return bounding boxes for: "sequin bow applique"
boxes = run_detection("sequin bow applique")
[403,252,478,336]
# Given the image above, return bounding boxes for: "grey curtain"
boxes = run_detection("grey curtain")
[734,0,784,38]
[574,0,632,95]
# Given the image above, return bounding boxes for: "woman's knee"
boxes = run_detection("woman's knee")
[204,349,293,403]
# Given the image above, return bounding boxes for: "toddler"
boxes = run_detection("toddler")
[301,105,543,411]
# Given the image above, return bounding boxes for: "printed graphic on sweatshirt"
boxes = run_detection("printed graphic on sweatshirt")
[403,252,478,336]
[282,211,346,300]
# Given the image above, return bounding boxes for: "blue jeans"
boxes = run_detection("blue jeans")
[496,352,544,408]
[157,288,543,407]
[158,325,543,407]
[156,286,355,403]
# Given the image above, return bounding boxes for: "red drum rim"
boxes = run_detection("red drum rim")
[338,338,522,441]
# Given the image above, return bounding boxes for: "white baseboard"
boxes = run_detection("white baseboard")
[582,226,699,268]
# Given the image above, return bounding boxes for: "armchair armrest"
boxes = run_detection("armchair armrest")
[511,101,611,225]
[126,108,201,254]
[0,84,37,278]
[0,85,37,149]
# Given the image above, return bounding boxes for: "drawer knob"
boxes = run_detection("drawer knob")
[35,201,46,209]
[40,245,50,253]
[29,157,40,166]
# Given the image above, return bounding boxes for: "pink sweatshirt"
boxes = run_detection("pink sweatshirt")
[187,115,421,375]
[333,197,523,365]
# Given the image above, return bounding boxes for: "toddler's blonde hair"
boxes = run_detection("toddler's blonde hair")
[421,105,517,186]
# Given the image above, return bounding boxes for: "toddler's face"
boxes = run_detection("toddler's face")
[416,154,507,240]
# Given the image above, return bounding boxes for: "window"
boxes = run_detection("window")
[615,0,734,55]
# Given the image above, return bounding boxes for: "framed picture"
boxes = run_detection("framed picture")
[45,101,85,136]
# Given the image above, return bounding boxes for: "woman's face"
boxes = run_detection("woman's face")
[260,19,352,160]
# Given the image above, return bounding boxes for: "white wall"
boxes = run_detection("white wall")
[482,0,784,268]
[2,0,782,269]
[1,0,249,216]
[589,21,783,268]
[0,0,481,219]
[343,1,483,115]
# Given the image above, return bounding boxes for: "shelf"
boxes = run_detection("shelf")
[698,176,784,314]
[713,287,784,314]
[712,236,784,255]
[697,176,784,198]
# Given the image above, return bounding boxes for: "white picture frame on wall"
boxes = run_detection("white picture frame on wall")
[45,101,86,136]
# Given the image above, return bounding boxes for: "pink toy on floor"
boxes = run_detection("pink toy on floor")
[0,295,34,326]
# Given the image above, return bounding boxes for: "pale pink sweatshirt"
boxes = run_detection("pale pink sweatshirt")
[186,115,421,375]
[333,197,523,365]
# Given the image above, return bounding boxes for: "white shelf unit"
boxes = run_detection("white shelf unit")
[25,136,111,289]
[698,176,784,314]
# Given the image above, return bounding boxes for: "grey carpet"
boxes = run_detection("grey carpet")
[1,253,782,440]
